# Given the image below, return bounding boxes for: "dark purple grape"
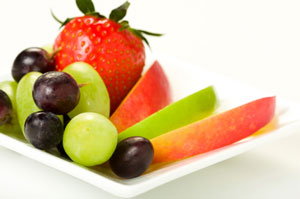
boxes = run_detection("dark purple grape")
[57,115,71,158]
[12,47,55,82]
[24,111,63,150]
[32,71,80,115]
[57,141,70,159]
[63,114,71,129]
[0,90,12,125]
[109,136,154,179]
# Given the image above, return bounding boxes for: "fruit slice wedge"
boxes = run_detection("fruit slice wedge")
[118,86,217,141]
[151,96,276,164]
[111,61,171,132]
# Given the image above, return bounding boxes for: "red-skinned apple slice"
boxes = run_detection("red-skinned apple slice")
[110,61,171,132]
[151,96,276,164]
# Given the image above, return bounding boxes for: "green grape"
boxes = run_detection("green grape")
[63,62,110,118]
[16,72,42,135]
[63,112,117,166]
[41,44,54,56]
[0,81,23,139]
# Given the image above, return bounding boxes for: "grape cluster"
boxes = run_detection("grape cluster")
[0,47,154,179]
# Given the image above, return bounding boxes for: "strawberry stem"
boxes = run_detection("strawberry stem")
[78,83,89,88]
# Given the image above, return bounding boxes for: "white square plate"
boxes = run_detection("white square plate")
[0,54,300,198]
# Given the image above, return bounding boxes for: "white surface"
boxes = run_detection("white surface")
[1,57,300,198]
[0,0,300,198]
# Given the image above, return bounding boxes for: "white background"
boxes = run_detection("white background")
[0,0,300,198]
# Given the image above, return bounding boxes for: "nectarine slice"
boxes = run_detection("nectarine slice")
[151,96,276,164]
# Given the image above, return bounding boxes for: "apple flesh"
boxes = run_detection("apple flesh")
[118,86,217,142]
[151,96,276,164]
[110,61,171,132]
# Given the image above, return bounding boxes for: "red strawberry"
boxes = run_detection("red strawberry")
[52,0,161,113]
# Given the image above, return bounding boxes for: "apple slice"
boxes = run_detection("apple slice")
[151,96,276,164]
[111,61,171,132]
[118,86,217,142]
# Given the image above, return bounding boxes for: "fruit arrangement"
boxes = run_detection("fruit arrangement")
[0,0,276,180]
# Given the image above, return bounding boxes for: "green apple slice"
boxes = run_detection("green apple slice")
[63,62,110,118]
[118,86,217,141]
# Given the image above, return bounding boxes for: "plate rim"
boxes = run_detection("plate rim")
[1,57,300,197]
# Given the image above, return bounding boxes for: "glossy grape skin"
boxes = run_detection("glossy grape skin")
[63,114,71,129]
[56,115,71,158]
[0,90,12,125]
[63,112,117,166]
[16,72,42,134]
[63,62,110,118]
[12,47,55,82]
[57,141,70,159]
[109,136,154,179]
[33,71,80,115]
[0,81,22,138]
[24,111,63,150]
[16,72,63,137]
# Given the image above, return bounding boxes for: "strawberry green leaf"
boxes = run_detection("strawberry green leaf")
[109,1,130,22]
[51,10,63,24]
[60,18,74,29]
[138,30,163,37]
[51,10,73,29]
[76,0,95,15]
[129,28,150,47]
[86,11,106,19]
[119,20,129,30]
